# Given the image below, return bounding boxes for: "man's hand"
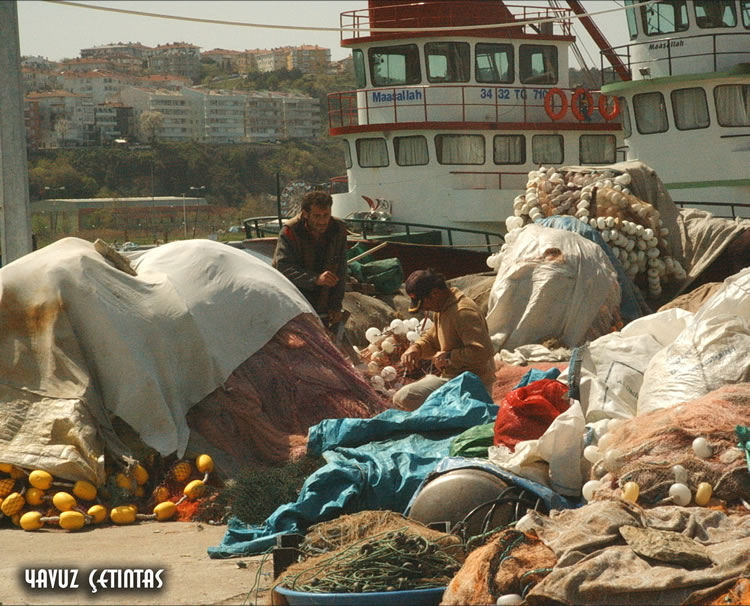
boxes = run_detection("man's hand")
[315,270,339,287]
[401,346,421,370]
[433,350,451,370]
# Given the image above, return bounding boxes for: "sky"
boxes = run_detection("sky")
[16,0,630,68]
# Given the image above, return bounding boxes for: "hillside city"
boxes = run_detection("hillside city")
[22,42,350,149]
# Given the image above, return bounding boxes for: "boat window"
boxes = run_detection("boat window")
[743,1,750,27]
[641,0,689,36]
[368,44,421,87]
[352,49,366,89]
[394,135,429,166]
[475,43,514,84]
[356,137,389,167]
[532,135,564,164]
[633,92,669,134]
[714,84,750,126]
[671,87,710,130]
[519,45,558,85]
[343,140,352,169]
[493,135,525,164]
[624,0,639,39]
[434,134,485,164]
[694,0,737,28]
[425,42,470,83]
[619,96,632,138]
[580,135,616,164]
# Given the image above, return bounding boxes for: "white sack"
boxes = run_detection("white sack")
[0,238,313,482]
[486,224,621,351]
[638,266,750,415]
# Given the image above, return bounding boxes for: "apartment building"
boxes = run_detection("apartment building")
[21,67,61,93]
[233,50,259,74]
[244,91,320,141]
[182,88,246,144]
[147,43,201,82]
[24,90,90,148]
[202,49,242,72]
[254,48,289,73]
[60,71,135,105]
[287,45,331,73]
[119,86,194,142]
[81,42,152,60]
[58,57,114,73]
[94,104,134,143]
[277,92,321,139]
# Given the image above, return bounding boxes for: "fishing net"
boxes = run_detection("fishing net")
[186,313,390,471]
[272,511,464,601]
[442,528,557,605]
[590,383,750,505]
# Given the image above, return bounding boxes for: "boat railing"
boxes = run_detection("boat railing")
[328,85,620,130]
[339,2,572,42]
[242,214,505,253]
[674,200,750,220]
[600,32,750,84]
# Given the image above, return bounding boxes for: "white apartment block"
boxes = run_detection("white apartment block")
[60,71,135,105]
[119,87,194,142]
[254,49,289,73]
[81,42,152,60]
[147,43,201,82]
[244,91,320,141]
[287,46,331,73]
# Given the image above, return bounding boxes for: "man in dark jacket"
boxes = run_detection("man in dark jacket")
[272,191,348,324]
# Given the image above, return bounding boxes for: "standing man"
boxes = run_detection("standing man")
[394,268,496,410]
[272,190,348,325]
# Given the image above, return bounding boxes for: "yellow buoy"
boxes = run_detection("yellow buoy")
[25,487,46,506]
[29,470,54,490]
[695,482,713,506]
[87,504,108,524]
[622,481,640,503]
[110,505,137,525]
[134,464,149,486]
[72,480,97,502]
[183,479,205,500]
[0,477,15,498]
[196,454,214,474]
[60,510,86,531]
[11,511,25,527]
[1,492,26,516]
[172,461,192,482]
[52,491,77,512]
[115,473,135,492]
[20,511,44,531]
[153,501,177,521]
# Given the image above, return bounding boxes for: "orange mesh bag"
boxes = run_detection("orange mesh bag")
[590,383,750,505]
[494,379,570,451]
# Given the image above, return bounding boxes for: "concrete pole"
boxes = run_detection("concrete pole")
[0,1,32,265]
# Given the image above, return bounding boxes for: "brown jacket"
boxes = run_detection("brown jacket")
[271,214,348,314]
[413,287,496,390]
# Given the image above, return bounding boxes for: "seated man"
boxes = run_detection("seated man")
[272,191,348,325]
[394,268,496,410]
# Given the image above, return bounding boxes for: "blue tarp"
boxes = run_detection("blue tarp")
[208,373,498,558]
[538,215,651,323]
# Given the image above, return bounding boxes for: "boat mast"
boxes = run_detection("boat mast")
[0,0,33,264]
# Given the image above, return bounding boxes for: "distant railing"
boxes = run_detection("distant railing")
[600,31,750,84]
[673,200,750,220]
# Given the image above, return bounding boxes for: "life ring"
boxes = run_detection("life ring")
[571,87,594,122]
[598,94,620,120]
[544,88,568,121]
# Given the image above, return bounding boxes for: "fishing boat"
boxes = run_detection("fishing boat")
[599,0,750,216]
[326,0,627,248]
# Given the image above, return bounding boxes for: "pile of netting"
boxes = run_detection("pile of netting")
[186,313,390,468]
[506,166,687,299]
[272,511,463,599]
[354,317,434,397]
[583,384,750,507]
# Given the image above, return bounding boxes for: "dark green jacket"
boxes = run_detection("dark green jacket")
[271,214,348,314]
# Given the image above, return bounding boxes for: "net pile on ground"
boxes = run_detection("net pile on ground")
[584,383,750,507]
[273,511,463,599]
[507,166,687,299]
[186,313,390,470]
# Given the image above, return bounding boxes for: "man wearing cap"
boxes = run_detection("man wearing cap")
[393,268,496,410]
[272,190,348,325]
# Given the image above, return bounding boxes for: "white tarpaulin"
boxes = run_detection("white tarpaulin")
[0,238,313,483]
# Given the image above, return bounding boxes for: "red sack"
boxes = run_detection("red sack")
[493,379,570,451]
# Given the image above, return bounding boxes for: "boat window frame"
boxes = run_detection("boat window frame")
[434,134,486,165]
[618,96,632,138]
[670,87,710,130]
[579,134,617,164]
[356,137,390,168]
[741,0,750,28]
[694,0,737,29]
[624,0,639,39]
[531,134,564,165]
[475,43,514,84]
[519,44,559,85]
[714,84,750,126]
[393,135,430,166]
[640,0,689,36]
[343,139,352,169]
[632,91,670,134]
[368,44,422,88]
[352,49,367,89]
[492,134,526,165]
[424,41,471,84]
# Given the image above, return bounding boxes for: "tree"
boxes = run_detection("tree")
[137,110,164,144]
[54,118,71,147]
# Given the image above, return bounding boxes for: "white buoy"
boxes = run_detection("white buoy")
[582,480,601,502]
[583,444,602,463]
[692,437,712,459]
[365,327,382,344]
[672,464,688,484]
[669,483,691,506]
[381,366,397,382]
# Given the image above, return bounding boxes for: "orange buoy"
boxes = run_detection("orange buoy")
[571,87,594,122]
[544,88,568,121]
[598,94,620,120]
